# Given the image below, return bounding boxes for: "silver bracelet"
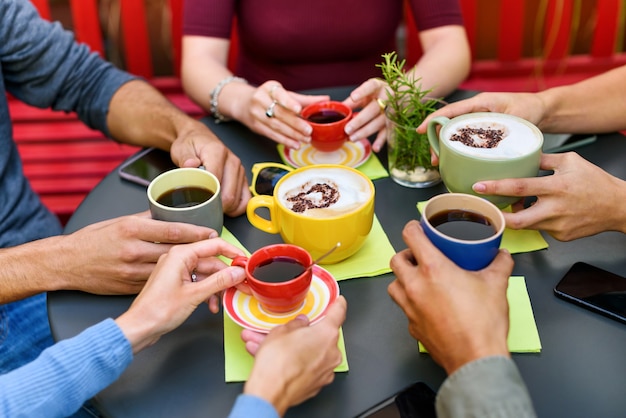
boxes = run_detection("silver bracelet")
[209,76,248,123]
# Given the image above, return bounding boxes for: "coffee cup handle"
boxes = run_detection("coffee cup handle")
[246,195,280,234]
[231,256,248,268]
[426,116,450,157]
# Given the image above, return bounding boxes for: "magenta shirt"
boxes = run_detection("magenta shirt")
[183,0,463,90]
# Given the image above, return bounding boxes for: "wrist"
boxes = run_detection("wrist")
[244,370,291,416]
[210,76,248,123]
[115,308,162,354]
[441,341,510,376]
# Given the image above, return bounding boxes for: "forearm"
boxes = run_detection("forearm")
[0,237,69,303]
[408,25,471,99]
[106,79,204,149]
[0,319,132,417]
[536,66,626,133]
[181,37,254,122]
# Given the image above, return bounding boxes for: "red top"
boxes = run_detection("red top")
[183,0,464,90]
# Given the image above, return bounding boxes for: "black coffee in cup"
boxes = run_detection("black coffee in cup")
[429,209,496,241]
[253,256,306,283]
[156,186,214,208]
[306,109,346,124]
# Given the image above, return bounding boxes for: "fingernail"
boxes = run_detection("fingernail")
[473,183,486,193]
[209,231,219,239]
[295,314,310,324]
[344,124,353,134]
[304,125,312,135]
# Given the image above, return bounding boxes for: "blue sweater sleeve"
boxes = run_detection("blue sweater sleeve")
[0,318,133,418]
[228,394,280,418]
[0,0,136,136]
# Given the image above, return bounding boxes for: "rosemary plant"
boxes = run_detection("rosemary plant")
[377,51,442,170]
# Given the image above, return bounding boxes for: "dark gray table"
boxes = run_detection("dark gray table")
[49,87,626,417]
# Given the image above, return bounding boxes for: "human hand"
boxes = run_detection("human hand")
[242,296,347,416]
[56,211,221,295]
[416,91,547,133]
[388,221,513,375]
[472,152,626,240]
[168,121,250,216]
[116,238,246,353]
[343,78,388,152]
[238,81,330,149]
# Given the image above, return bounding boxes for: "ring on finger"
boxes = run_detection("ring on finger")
[191,269,198,283]
[377,98,387,113]
[266,100,278,118]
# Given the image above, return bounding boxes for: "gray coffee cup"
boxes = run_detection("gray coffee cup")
[147,167,223,235]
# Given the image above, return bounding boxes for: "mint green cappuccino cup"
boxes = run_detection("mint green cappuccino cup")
[427,112,543,208]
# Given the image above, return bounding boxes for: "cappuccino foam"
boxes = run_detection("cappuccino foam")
[445,116,541,159]
[278,167,371,218]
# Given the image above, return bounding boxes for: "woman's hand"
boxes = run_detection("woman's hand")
[241,81,330,149]
[472,152,626,240]
[343,78,389,152]
[116,238,246,354]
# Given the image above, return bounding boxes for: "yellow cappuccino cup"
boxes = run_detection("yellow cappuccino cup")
[247,164,375,264]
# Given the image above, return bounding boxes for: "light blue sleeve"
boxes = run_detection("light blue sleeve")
[436,356,537,418]
[228,394,280,418]
[0,318,132,418]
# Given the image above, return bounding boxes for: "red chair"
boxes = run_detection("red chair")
[403,0,626,92]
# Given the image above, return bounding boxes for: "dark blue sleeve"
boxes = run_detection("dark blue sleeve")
[0,0,137,136]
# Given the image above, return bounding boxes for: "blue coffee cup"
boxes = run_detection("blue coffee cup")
[421,193,505,271]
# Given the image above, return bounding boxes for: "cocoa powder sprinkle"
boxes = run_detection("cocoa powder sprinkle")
[287,183,339,213]
[450,127,505,148]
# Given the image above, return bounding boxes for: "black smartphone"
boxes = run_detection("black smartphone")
[117,147,177,187]
[554,262,626,325]
[356,382,436,418]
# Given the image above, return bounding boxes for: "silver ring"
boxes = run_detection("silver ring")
[269,84,279,100]
[265,100,278,118]
[191,270,197,283]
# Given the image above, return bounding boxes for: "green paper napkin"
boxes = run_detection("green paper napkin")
[277,144,389,180]
[419,276,542,353]
[224,316,349,382]
[321,215,395,281]
[218,227,250,260]
[416,201,548,254]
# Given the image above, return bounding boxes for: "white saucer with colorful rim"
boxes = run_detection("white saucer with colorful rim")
[223,265,339,333]
[282,138,371,168]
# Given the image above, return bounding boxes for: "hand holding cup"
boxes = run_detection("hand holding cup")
[301,101,353,152]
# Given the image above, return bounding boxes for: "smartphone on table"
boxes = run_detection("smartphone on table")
[554,262,626,325]
[356,381,436,418]
[118,147,177,187]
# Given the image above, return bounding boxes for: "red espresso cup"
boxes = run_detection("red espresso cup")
[231,244,313,313]
[301,101,352,152]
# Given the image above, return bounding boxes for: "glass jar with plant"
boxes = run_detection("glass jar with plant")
[377,51,444,188]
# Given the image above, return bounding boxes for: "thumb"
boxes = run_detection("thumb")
[195,266,246,302]
[316,295,347,328]
[483,249,514,287]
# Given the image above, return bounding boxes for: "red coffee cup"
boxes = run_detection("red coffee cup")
[231,244,313,313]
[301,101,352,152]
